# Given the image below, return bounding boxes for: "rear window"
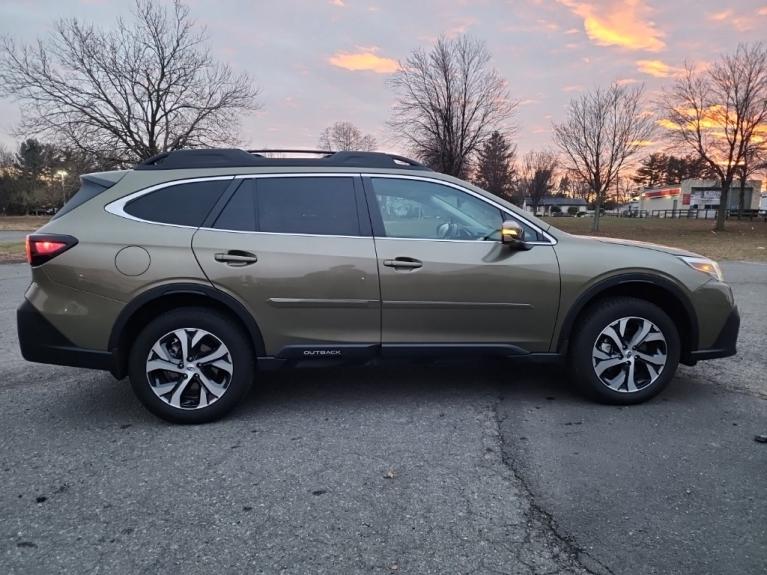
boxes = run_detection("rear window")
[53,177,113,220]
[213,177,359,236]
[125,179,230,227]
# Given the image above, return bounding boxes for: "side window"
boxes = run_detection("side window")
[213,177,360,235]
[256,177,359,236]
[370,178,503,240]
[214,180,257,232]
[125,179,230,226]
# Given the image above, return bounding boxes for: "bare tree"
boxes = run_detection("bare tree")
[0,144,13,168]
[518,150,558,212]
[0,0,261,164]
[570,175,594,204]
[553,83,654,232]
[388,35,516,177]
[661,43,767,230]
[318,121,377,151]
[472,130,516,201]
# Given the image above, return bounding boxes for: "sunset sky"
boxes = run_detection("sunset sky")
[1,0,766,156]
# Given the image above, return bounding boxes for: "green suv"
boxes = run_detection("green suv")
[17,149,739,423]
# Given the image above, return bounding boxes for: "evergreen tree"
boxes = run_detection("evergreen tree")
[473,131,516,201]
[665,154,713,183]
[632,153,667,188]
[633,153,714,188]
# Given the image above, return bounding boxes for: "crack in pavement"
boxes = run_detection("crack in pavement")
[489,391,613,575]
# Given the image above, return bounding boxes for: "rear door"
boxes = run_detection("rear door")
[365,175,560,354]
[192,174,381,359]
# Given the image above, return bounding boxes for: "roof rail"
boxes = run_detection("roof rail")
[134,148,431,171]
[248,149,334,156]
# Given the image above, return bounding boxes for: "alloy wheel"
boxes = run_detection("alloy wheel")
[591,316,668,393]
[145,328,234,409]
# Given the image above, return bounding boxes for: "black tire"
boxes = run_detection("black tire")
[128,307,254,423]
[569,297,680,404]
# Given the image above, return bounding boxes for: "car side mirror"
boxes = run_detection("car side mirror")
[500,220,531,250]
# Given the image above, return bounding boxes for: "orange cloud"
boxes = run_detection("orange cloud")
[660,105,749,135]
[537,19,561,32]
[657,118,678,131]
[329,0,345,6]
[636,59,683,78]
[707,8,757,31]
[446,17,476,37]
[329,51,399,74]
[707,9,732,21]
[759,7,767,16]
[558,0,665,52]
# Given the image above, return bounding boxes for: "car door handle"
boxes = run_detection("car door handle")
[383,257,423,270]
[214,251,258,266]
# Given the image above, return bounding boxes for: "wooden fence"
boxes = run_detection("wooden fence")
[604,209,767,221]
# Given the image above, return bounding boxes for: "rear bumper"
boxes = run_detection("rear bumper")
[17,299,121,377]
[687,306,739,362]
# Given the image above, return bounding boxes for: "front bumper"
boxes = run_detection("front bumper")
[17,299,120,376]
[688,306,740,362]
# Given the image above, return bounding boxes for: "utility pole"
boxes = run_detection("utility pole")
[56,170,68,208]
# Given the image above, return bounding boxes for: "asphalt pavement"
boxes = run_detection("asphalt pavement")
[0,262,764,574]
[0,231,28,243]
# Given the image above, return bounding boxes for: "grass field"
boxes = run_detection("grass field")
[0,215,764,262]
[550,217,767,261]
[0,216,50,231]
[0,241,26,263]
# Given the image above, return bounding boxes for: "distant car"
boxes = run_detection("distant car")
[30,207,57,216]
[17,149,739,423]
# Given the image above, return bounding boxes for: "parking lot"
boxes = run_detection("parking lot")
[1,261,765,575]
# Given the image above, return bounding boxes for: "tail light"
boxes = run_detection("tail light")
[25,234,79,267]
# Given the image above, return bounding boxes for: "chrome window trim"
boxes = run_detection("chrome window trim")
[104,173,357,231]
[104,175,235,229]
[196,229,370,240]
[363,173,557,245]
[104,172,556,245]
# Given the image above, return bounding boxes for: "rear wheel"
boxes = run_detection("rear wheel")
[569,297,680,404]
[128,307,254,423]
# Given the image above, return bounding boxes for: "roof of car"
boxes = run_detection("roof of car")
[134,149,432,172]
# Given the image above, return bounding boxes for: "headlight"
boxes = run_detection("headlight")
[679,256,724,282]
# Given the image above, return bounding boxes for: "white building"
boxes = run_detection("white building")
[523,196,587,216]
[639,179,762,214]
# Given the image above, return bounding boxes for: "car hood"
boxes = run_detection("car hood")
[579,235,701,258]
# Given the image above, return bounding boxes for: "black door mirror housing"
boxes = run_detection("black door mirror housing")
[500,220,531,250]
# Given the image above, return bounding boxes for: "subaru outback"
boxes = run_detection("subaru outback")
[17,149,739,423]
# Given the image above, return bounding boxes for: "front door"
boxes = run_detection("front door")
[364,176,560,354]
[192,175,380,359]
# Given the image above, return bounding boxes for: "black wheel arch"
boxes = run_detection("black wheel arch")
[109,283,266,379]
[556,273,699,365]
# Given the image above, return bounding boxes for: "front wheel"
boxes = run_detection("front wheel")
[128,307,255,423]
[569,297,680,404]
